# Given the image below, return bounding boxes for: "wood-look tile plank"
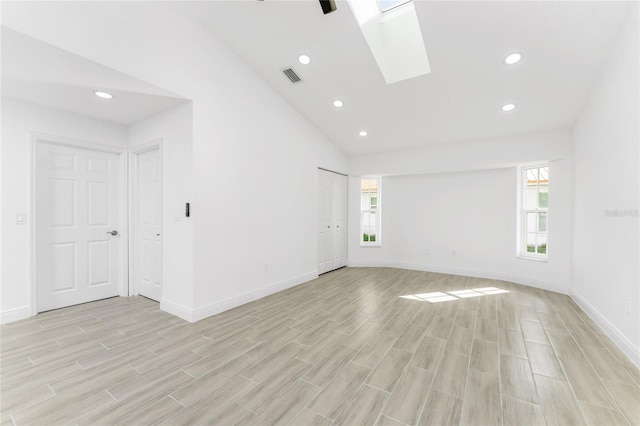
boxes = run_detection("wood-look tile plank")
[290,408,333,426]
[418,390,463,426]
[446,326,474,356]
[475,318,498,342]
[366,348,412,392]
[393,324,427,353]
[303,344,357,386]
[461,370,501,426]
[579,401,630,426]
[547,330,587,361]
[377,415,409,426]
[520,319,549,344]
[252,379,322,423]
[432,351,469,398]
[454,308,476,329]
[581,344,636,385]
[534,374,586,426]
[470,338,499,376]
[172,355,255,407]
[500,354,538,404]
[411,336,446,372]
[383,366,433,426]
[240,341,304,382]
[501,395,545,426]
[308,361,372,420]
[601,380,640,425]
[164,376,255,425]
[498,328,528,359]
[426,316,454,340]
[333,384,389,426]
[352,333,397,368]
[236,358,312,412]
[116,395,184,426]
[525,340,565,380]
[560,358,617,409]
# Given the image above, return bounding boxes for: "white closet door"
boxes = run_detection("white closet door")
[318,169,334,274]
[36,142,121,312]
[332,173,348,268]
[318,169,348,274]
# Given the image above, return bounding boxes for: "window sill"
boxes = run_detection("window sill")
[360,244,382,248]
[517,255,548,263]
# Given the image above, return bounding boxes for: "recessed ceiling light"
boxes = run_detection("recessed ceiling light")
[504,53,522,65]
[298,54,311,65]
[94,91,113,99]
[502,103,516,112]
[333,100,344,107]
[359,130,368,136]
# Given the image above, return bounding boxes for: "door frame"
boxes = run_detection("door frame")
[128,139,163,297]
[30,133,129,316]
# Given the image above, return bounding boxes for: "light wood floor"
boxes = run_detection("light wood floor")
[1,267,639,426]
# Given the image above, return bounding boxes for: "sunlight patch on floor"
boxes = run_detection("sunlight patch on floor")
[400,287,509,303]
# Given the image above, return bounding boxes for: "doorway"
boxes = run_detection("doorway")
[133,145,162,301]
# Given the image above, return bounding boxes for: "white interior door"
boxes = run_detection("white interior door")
[318,169,333,274]
[35,142,121,312]
[332,173,348,268]
[136,148,162,301]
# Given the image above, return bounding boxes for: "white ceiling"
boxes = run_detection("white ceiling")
[1,27,189,126]
[179,0,631,155]
[0,2,631,152]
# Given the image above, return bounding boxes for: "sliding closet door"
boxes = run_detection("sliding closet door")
[318,169,347,275]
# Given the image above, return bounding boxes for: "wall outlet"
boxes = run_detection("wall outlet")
[625,297,631,314]
[264,263,270,272]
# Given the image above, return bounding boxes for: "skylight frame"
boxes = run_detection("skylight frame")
[378,0,412,14]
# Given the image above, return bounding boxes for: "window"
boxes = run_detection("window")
[361,177,381,246]
[379,0,412,13]
[520,165,549,259]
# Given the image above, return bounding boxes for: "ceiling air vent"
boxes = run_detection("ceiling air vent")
[282,67,302,84]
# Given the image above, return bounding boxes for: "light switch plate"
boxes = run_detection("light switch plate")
[16,213,27,224]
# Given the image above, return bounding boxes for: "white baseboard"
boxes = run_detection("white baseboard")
[0,306,32,324]
[571,292,640,368]
[160,298,196,323]
[348,260,569,294]
[162,271,318,323]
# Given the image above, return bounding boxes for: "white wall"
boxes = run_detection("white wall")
[571,8,640,365]
[127,103,194,317]
[2,3,348,321]
[0,96,128,322]
[350,129,571,176]
[349,153,573,293]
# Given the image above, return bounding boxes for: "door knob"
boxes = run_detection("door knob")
[106,230,119,236]
[156,233,161,236]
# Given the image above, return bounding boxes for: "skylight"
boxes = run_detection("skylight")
[379,0,412,13]
[347,0,430,84]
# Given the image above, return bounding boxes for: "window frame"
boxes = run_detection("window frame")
[360,176,382,247]
[518,164,549,261]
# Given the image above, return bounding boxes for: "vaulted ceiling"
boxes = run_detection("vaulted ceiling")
[1,1,631,155]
